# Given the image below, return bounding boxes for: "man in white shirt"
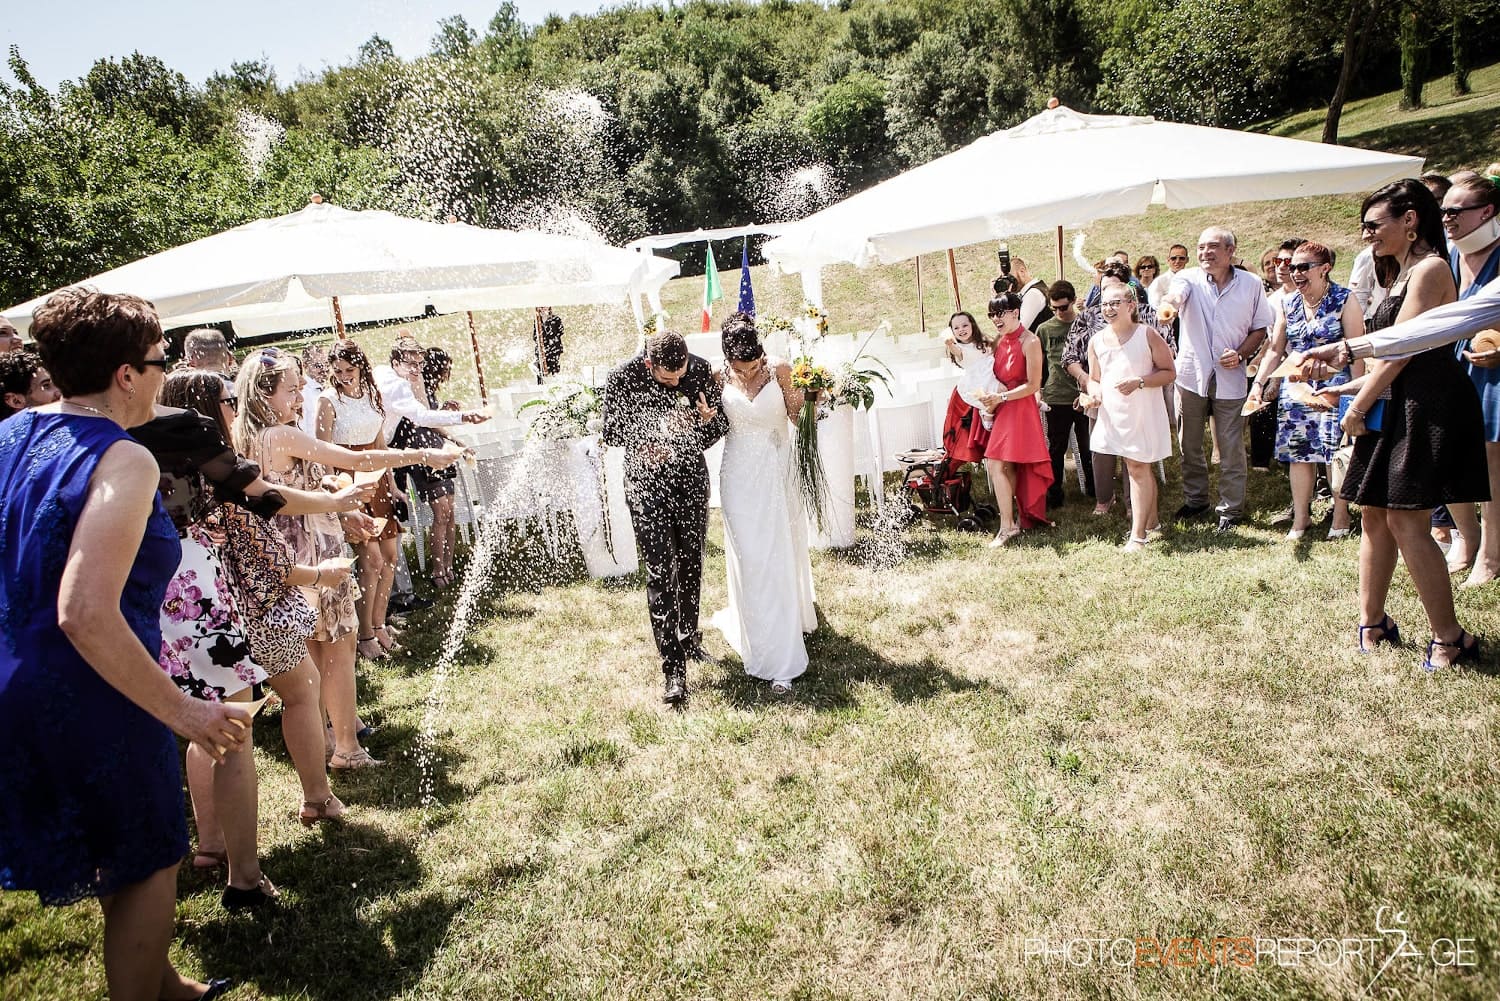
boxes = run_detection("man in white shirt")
[1012,257,1051,331]
[299,344,329,435]
[374,336,488,442]
[1347,245,1389,320]
[1147,244,1189,308]
[1159,227,1275,531]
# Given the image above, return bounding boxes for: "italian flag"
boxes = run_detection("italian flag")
[701,243,722,332]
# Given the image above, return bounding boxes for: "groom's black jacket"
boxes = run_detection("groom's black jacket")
[601,352,728,502]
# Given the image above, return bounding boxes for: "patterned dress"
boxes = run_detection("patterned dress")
[261,446,360,643]
[0,411,188,904]
[1275,283,1353,464]
[1456,247,1500,442]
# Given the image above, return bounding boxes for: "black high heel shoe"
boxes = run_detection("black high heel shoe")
[1357,614,1400,653]
[221,874,279,911]
[1422,630,1480,672]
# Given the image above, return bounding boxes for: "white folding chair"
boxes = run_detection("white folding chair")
[873,400,937,473]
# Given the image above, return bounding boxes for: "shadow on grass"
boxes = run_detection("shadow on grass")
[704,616,1004,712]
[181,820,463,1001]
[1338,104,1500,172]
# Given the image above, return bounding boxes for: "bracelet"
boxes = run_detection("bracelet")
[1348,405,1368,419]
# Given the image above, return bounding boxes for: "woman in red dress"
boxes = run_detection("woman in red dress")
[979,293,1054,545]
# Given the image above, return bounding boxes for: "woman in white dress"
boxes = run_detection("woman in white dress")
[711,319,817,693]
[1087,286,1176,552]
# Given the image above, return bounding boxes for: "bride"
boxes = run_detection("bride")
[711,317,818,693]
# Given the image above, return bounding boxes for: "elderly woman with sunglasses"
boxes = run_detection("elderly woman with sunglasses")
[1249,243,1364,539]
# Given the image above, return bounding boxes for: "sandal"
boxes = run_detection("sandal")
[356,636,386,661]
[191,849,226,871]
[987,528,1021,548]
[299,794,346,827]
[1422,630,1480,672]
[770,680,793,695]
[329,747,384,771]
[1356,614,1400,654]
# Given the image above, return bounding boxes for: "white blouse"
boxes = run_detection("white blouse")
[323,388,384,445]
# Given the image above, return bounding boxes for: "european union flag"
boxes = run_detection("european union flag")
[737,236,755,316]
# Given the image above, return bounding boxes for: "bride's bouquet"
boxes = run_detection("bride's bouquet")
[790,356,835,528]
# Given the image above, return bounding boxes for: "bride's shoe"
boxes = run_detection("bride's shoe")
[770,679,793,695]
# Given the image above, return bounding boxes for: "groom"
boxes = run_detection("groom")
[602,330,728,704]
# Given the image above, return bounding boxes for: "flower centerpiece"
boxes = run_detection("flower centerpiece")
[518,382,602,441]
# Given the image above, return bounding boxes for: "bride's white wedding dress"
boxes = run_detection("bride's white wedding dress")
[712,378,816,685]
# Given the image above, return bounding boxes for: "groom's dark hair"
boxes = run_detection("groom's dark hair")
[644,330,688,370]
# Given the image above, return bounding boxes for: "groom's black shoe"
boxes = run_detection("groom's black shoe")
[684,644,719,668]
[662,668,688,705]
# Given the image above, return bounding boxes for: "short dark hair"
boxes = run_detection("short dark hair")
[390,334,424,365]
[1420,171,1453,199]
[1278,237,1307,252]
[0,350,43,417]
[1047,280,1077,302]
[160,369,233,441]
[422,346,452,397]
[31,288,162,396]
[1101,261,1133,283]
[645,331,688,369]
[987,292,1023,316]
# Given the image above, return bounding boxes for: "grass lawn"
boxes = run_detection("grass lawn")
[2,465,1497,1000]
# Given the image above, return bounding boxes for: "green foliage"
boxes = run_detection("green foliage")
[3,0,1500,309]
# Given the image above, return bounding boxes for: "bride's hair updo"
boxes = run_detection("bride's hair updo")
[721,312,765,363]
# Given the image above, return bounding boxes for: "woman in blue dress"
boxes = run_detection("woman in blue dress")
[0,290,244,1001]
[1250,242,1365,539]
[1443,174,1500,585]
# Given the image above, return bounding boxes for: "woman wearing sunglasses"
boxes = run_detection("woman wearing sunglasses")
[1250,244,1364,540]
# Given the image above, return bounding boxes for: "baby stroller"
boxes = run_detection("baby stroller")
[894,448,996,532]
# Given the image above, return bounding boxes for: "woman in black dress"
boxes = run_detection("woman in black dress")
[1337,179,1487,669]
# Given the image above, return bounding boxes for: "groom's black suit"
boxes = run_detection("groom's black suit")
[601,352,728,675]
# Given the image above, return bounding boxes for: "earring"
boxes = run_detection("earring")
[1406,230,1417,243]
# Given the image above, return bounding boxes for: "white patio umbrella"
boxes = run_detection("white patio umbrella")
[3,200,680,399]
[762,104,1425,298]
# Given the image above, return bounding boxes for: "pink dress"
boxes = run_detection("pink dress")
[982,331,1054,527]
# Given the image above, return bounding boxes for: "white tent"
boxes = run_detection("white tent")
[2,201,680,338]
[762,105,1425,292]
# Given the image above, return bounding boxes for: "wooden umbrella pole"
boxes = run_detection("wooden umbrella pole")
[915,255,925,334]
[331,295,346,337]
[1055,225,1065,281]
[946,249,961,309]
[466,310,488,406]
[533,309,546,385]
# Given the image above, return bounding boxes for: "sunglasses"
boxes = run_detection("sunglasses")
[221,395,239,410]
[1168,255,1188,262]
[258,348,282,366]
[1274,257,1295,267]
[1440,204,1487,218]
[138,358,169,369]
[1359,217,1390,234]
[1288,261,1326,273]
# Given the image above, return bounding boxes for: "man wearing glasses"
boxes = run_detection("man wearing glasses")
[1158,227,1275,532]
[1147,244,1189,309]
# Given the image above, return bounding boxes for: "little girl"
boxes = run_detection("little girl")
[944,311,1000,429]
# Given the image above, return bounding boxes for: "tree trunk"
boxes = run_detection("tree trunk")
[1399,2,1428,110]
[1452,9,1471,96]
[1323,0,1381,144]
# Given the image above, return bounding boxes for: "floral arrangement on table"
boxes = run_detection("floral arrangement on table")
[518,382,603,441]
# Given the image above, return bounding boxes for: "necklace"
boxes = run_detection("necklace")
[62,399,117,422]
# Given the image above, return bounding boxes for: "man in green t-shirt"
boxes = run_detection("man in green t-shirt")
[1036,281,1094,508]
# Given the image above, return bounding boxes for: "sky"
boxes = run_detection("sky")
[2,0,622,90]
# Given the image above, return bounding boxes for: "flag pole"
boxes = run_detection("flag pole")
[946,249,961,310]
[1056,225,1065,280]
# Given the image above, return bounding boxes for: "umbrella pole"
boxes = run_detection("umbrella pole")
[534,309,546,386]
[466,310,489,407]
[331,295,346,338]
[1056,226,1065,281]
[947,249,961,310]
[915,255,925,334]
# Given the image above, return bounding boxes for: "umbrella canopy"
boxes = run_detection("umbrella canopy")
[3,202,679,337]
[761,105,1425,277]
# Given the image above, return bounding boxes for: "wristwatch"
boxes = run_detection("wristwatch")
[1137,377,1146,390]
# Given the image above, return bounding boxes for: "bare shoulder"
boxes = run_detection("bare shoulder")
[769,356,792,376]
[92,438,160,496]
